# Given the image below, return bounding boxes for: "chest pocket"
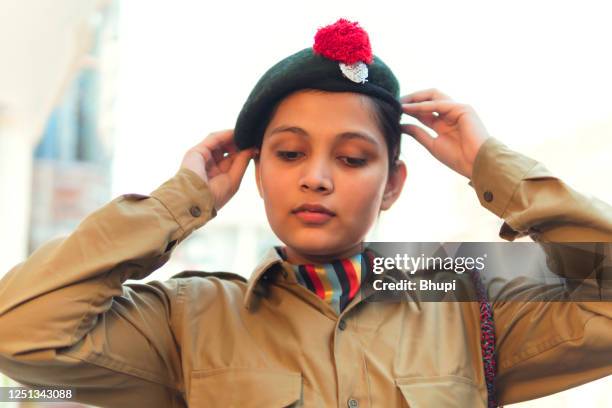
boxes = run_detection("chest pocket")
[188,367,302,407]
[395,376,486,408]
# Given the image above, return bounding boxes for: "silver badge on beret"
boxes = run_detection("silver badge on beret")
[339,61,368,84]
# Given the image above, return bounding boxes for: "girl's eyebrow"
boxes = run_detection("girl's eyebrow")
[268,125,380,147]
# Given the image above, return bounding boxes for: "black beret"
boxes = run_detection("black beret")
[233,19,401,150]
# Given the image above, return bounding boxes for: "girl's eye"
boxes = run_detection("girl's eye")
[276,151,304,161]
[340,156,367,167]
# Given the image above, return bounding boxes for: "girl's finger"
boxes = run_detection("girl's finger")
[217,153,234,173]
[219,143,255,173]
[210,134,238,162]
[228,148,255,187]
[402,110,438,129]
[224,141,238,154]
[213,139,241,162]
[218,146,242,172]
[196,148,213,170]
[193,144,220,174]
[211,147,225,164]
[401,124,435,153]
[206,157,221,177]
[402,100,456,116]
[200,129,234,151]
[400,88,452,103]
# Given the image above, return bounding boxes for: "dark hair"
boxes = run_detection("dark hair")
[256,89,402,174]
[366,95,402,174]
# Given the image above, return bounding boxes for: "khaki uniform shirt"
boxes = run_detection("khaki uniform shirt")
[0,137,611,407]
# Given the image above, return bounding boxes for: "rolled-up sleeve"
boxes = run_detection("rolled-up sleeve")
[470,137,612,242]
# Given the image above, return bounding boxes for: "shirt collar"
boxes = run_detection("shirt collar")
[244,246,288,310]
[244,245,381,311]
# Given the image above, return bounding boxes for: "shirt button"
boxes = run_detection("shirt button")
[338,319,347,331]
[189,205,202,217]
[347,398,359,408]
[483,190,494,202]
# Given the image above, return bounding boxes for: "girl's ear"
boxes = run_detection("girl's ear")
[380,160,407,211]
[254,150,263,198]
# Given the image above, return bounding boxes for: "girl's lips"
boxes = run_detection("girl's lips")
[293,210,334,225]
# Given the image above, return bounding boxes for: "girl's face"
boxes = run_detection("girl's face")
[254,89,406,264]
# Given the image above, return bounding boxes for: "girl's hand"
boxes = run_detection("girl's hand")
[179,129,256,211]
[400,89,490,179]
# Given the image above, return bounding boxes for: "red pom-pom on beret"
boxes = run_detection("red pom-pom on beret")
[313,18,373,65]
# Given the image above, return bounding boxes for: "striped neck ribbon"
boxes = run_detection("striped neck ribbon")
[275,246,369,314]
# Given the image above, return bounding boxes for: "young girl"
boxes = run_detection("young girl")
[1,19,611,408]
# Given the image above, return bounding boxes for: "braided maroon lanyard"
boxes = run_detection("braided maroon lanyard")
[469,269,498,408]
[363,250,499,407]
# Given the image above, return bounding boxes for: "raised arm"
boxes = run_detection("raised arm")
[401,88,612,404]
[0,167,215,406]
[469,137,612,404]
[0,130,255,407]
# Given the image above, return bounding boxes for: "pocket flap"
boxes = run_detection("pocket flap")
[395,376,485,408]
[189,368,302,407]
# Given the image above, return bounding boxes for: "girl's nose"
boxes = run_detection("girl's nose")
[299,159,333,193]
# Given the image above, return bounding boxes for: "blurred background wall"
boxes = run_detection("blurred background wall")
[0,0,118,406]
[0,0,610,406]
[0,0,118,273]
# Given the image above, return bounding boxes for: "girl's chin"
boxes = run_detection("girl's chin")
[283,238,340,254]
[281,235,362,257]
